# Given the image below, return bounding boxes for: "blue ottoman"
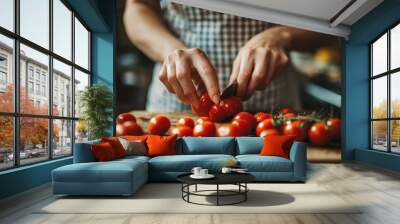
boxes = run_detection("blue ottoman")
[52,156,148,196]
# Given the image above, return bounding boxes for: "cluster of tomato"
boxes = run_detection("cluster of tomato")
[116,113,172,136]
[116,103,341,146]
[116,113,143,136]
[254,109,341,146]
[191,93,243,122]
[171,112,258,137]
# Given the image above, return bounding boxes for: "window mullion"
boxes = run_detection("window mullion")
[48,0,54,160]
[71,10,76,155]
[388,30,391,152]
[13,0,21,167]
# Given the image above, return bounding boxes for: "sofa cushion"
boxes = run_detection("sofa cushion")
[101,137,127,158]
[149,154,235,172]
[91,142,118,161]
[236,155,293,172]
[73,139,100,163]
[118,137,147,156]
[147,135,177,157]
[180,137,235,155]
[53,158,147,183]
[260,135,295,159]
[115,155,150,163]
[235,137,264,155]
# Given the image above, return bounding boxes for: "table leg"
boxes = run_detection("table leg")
[195,184,197,192]
[187,184,190,202]
[216,184,219,206]
[245,183,247,201]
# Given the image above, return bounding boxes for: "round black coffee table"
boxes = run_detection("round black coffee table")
[177,173,255,206]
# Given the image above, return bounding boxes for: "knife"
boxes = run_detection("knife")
[220,80,238,100]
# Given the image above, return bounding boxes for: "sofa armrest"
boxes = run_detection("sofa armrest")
[289,141,307,181]
[73,140,100,163]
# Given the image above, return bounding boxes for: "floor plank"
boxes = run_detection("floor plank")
[1,162,400,224]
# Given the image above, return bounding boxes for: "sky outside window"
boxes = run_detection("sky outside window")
[0,0,14,31]
[53,0,72,60]
[372,33,387,76]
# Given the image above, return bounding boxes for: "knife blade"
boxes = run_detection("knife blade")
[220,80,238,100]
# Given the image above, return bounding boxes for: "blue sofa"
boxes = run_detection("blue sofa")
[52,137,307,196]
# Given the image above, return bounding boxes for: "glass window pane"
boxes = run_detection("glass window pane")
[53,59,72,117]
[372,33,387,76]
[75,120,88,143]
[0,35,14,112]
[391,24,400,70]
[20,117,49,165]
[74,18,89,70]
[53,0,72,60]
[372,121,388,151]
[0,0,14,31]
[0,116,14,170]
[391,120,400,153]
[372,76,387,119]
[53,119,72,157]
[20,44,49,115]
[20,0,49,49]
[391,72,400,118]
[74,69,89,118]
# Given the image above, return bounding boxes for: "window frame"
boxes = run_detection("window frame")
[0,0,92,171]
[369,20,400,154]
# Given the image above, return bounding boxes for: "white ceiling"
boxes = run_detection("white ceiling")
[168,0,384,38]
[225,0,352,21]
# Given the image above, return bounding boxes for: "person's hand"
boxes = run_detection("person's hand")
[230,27,292,100]
[159,48,220,107]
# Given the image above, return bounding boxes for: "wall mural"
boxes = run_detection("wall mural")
[115,0,342,162]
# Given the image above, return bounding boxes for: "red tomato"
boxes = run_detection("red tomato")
[284,113,297,118]
[177,117,195,129]
[116,113,136,124]
[171,126,193,137]
[221,97,243,118]
[327,118,341,140]
[281,108,294,114]
[208,97,244,122]
[254,112,272,123]
[217,124,240,137]
[308,122,331,146]
[116,121,143,136]
[193,121,216,137]
[259,128,280,138]
[283,120,307,141]
[231,119,252,136]
[148,115,171,135]
[191,93,214,116]
[256,118,276,136]
[208,104,228,122]
[196,117,211,124]
[234,112,257,131]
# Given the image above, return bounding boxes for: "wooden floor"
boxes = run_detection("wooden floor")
[1,162,400,224]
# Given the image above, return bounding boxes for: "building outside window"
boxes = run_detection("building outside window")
[35,83,40,95]
[28,66,34,80]
[28,81,34,94]
[41,73,46,83]
[41,85,46,97]
[0,0,91,170]
[0,71,6,83]
[35,70,40,81]
[370,22,400,154]
[0,54,7,67]
[0,54,7,90]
